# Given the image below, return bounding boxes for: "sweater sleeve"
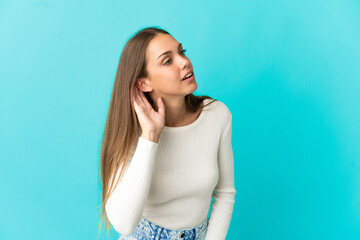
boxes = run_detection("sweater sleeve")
[105,136,159,235]
[206,112,236,240]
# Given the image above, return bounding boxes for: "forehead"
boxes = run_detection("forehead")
[146,34,179,60]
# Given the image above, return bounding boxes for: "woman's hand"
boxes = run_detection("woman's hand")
[132,86,165,143]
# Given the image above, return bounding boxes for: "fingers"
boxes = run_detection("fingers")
[133,86,152,110]
[132,87,140,108]
[137,88,149,109]
[157,97,165,116]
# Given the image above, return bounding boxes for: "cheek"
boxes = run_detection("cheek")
[150,67,181,90]
[159,68,180,81]
[153,76,182,93]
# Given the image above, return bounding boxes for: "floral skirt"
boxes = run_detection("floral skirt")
[118,217,209,240]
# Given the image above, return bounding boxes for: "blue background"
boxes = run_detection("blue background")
[1,0,359,239]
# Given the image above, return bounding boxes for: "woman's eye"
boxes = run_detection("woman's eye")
[164,59,172,65]
[163,49,187,65]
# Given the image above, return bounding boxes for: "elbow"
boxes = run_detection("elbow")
[213,187,236,204]
[113,225,136,236]
[111,219,137,236]
[105,202,139,235]
[228,188,236,204]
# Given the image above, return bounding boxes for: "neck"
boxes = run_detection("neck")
[152,95,189,127]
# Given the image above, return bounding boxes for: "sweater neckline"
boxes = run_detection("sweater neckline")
[162,98,209,132]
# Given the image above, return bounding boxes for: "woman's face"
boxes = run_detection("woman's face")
[138,33,197,100]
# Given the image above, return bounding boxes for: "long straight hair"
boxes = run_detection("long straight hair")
[98,26,216,238]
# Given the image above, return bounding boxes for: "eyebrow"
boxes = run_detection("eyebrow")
[157,43,182,60]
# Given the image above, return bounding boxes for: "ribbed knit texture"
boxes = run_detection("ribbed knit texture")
[105,98,236,240]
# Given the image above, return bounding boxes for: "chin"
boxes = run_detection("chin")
[189,82,198,93]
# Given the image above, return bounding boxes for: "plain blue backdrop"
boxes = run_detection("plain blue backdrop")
[1,0,359,239]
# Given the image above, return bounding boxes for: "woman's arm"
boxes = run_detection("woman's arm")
[105,136,159,235]
[206,111,236,240]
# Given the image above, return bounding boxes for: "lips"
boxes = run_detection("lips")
[182,70,193,80]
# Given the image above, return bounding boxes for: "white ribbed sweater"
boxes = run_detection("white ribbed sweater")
[105,98,236,240]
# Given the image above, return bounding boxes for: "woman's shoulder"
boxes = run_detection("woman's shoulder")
[204,98,232,118]
[203,98,232,134]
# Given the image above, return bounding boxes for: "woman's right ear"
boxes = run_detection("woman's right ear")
[135,78,152,92]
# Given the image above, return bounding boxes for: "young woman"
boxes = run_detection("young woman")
[98,26,236,240]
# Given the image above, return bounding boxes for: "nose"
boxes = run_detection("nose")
[180,57,190,69]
